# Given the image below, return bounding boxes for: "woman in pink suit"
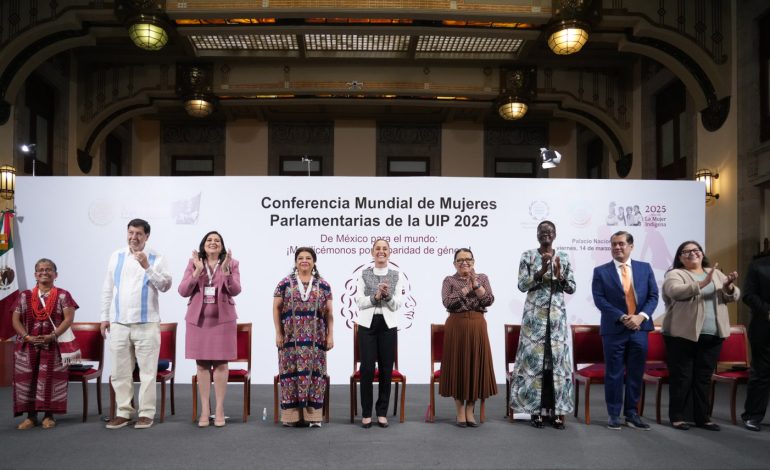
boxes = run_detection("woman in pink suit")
[178,231,241,427]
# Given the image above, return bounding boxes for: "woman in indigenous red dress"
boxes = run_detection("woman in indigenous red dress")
[179,231,240,427]
[273,247,334,427]
[12,258,79,430]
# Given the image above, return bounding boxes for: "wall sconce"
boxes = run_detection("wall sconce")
[695,168,719,202]
[546,0,598,56]
[0,165,16,200]
[497,67,536,121]
[177,63,217,118]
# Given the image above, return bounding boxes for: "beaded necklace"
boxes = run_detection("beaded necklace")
[31,286,58,321]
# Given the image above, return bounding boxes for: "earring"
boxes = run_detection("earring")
[312,267,317,276]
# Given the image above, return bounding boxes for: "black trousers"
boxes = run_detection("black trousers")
[664,334,723,424]
[743,323,770,422]
[358,315,397,418]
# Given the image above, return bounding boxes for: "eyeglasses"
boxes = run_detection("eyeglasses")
[681,249,702,256]
[35,268,55,273]
[455,258,474,265]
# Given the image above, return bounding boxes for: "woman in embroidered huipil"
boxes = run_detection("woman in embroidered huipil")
[354,238,405,428]
[510,220,576,429]
[12,258,79,430]
[440,248,496,427]
[273,247,334,427]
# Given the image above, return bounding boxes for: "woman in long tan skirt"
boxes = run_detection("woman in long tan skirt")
[439,248,497,427]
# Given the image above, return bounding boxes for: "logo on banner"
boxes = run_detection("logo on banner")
[528,200,549,222]
[604,201,644,227]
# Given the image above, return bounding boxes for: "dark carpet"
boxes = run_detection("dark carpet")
[1,382,767,470]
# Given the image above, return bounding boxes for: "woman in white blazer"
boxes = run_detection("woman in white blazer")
[354,239,404,428]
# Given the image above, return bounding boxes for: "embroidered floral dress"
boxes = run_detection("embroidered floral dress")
[274,275,332,417]
[13,288,79,416]
[510,249,575,414]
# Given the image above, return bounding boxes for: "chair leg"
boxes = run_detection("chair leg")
[729,382,738,425]
[191,376,197,422]
[393,382,399,417]
[81,380,88,422]
[170,378,176,415]
[109,378,116,420]
[273,376,279,424]
[96,377,103,415]
[399,379,406,423]
[573,381,580,418]
[584,382,591,425]
[160,380,166,423]
[429,380,435,423]
[480,399,486,423]
[324,375,330,424]
[655,382,663,424]
[243,381,248,423]
[247,379,251,416]
[349,378,355,423]
[505,378,511,418]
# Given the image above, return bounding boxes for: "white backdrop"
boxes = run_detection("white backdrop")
[15,176,703,384]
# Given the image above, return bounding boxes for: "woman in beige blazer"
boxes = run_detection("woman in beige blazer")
[662,240,739,431]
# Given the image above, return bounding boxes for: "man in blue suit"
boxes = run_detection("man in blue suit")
[592,231,659,430]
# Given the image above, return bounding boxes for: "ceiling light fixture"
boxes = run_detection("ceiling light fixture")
[547,19,590,55]
[127,14,169,51]
[546,0,598,56]
[497,67,536,121]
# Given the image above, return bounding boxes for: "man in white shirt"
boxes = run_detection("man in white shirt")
[101,219,172,429]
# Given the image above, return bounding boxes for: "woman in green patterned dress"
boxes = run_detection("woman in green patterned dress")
[510,220,575,429]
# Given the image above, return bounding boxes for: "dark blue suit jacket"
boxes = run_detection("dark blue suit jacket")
[591,260,659,335]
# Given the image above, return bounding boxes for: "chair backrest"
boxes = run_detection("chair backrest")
[233,323,252,371]
[646,326,666,362]
[570,324,604,370]
[504,324,521,373]
[430,323,444,374]
[352,323,399,371]
[158,323,177,371]
[716,324,749,369]
[71,322,104,371]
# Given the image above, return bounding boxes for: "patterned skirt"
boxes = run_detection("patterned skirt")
[13,320,68,416]
[439,311,497,401]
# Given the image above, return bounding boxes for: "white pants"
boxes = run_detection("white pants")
[110,322,160,419]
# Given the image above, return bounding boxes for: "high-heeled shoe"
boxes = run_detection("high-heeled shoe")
[530,414,545,428]
[552,415,565,430]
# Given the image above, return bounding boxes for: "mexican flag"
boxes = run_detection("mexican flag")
[0,210,19,340]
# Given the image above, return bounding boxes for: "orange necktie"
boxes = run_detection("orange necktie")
[621,264,637,315]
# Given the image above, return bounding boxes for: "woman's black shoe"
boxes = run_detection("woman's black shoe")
[361,420,372,429]
[671,422,690,430]
[466,420,479,427]
[697,422,720,431]
[455,420,468,428]
[552,415,565,430]
[530,414,545,428]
